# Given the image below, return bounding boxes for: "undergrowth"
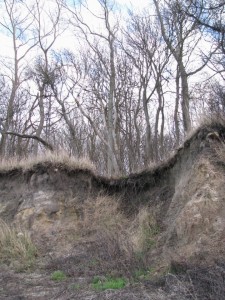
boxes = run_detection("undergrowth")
[129,207,161,252]
[0,219,37,271]
[48,196,161,281]
[51,270,67,281]
[164,261,225,300]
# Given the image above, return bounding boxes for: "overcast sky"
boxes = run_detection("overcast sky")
[0,0,152,51]
[108,0,150,9]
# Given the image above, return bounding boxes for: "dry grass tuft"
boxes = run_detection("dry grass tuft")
[80,196,125,233]
[186,114,225,142]
[47,197,162,278]
[77,197,161,257]
[47,196,141,277]
[0,150,96,173]
[0,219,37,270]
[79,198,160,266]
[128,208,160,253]
[215,143,225,161]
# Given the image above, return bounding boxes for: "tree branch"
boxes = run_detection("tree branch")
[2,131,54,152]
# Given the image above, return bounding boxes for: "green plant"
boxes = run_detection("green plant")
[129,209,161,254]
[89,258,98,266]
[134,250,146,260]
[134,269,148,279]
[51,270,67,281]
[92,276,126,291]
[133,267,155,281]
[141,222,161,251]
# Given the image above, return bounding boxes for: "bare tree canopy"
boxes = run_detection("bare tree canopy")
[0,0,224,175]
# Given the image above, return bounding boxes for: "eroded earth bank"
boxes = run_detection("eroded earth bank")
[1,119,225,299]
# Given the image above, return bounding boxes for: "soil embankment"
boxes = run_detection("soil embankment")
[1,119,225,299]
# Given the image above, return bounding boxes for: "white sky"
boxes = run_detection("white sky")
[0,0,151,57]
[104,0,150,9]
[0,0,212,85]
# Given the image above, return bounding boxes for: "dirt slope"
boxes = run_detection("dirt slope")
[1,119,225,299]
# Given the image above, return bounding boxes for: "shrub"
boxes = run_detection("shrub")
[47,197,157,279]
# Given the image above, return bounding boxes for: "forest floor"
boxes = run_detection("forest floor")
[0,272,166,300]
[0,257,169,300]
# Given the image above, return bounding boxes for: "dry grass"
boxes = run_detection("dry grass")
[73,197,161,276]
[79,196,125,234]
[128,208,160,253]
[77,196,161,256]
[47,195,139,277]
[0,219,37,270]
[1,116,224,177]
[164,262,225,300]
[186,114,225,142]
[214,142,225,161]
[47,196,158,278]
[0,150,96,173]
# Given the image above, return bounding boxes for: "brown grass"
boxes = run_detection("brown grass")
[47,196,157,278]
[214,142,225,161]
[1,116,224,178]
[0,219,37,270]
[0,150,96,173]
[78,196,125,233]
[186,114,225,141]
[128,208,160,253]
[164,262,225,300]
[76,196,161,258]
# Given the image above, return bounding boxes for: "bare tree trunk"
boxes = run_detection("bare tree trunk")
[154,79,165,161]
[179,64,191,132]
[174,65,180,146]
[142,86,153,164]
[154,106,160,162]
[153,0,192,133]
[33,90,45,155]
[160,105,165,158]
[107,36,119,176]
[0,34,19,156]
[0,88,17,156]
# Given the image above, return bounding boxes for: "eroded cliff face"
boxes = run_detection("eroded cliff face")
[0,167,98,255]
[162,157,225,266]
[1,120,225,268]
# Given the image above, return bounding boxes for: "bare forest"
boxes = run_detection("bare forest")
[0,0,224,176]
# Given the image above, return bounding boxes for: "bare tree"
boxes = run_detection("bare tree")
[153,0,213,133]
[184,0,225,54]
[184,1,225,89]
[0,0,38,156]
[64,0,121,176]
[25,0,64,154]
[124,12,171,162]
